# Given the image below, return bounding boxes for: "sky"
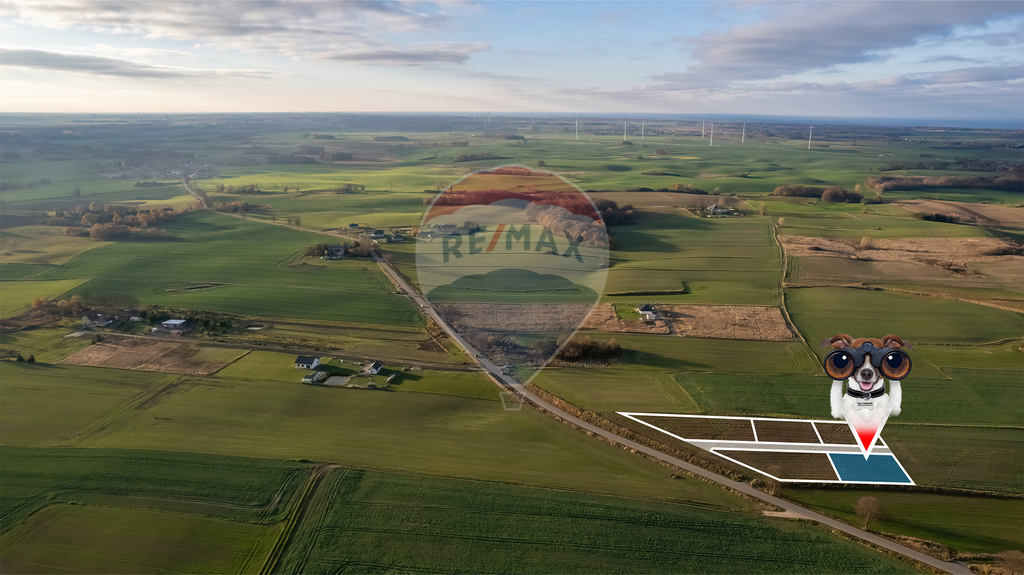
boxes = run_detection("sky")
[1,1,1022,123]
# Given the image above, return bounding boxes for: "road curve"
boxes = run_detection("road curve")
[372,253,970,575]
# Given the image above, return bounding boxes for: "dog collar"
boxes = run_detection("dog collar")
[846,387,885,399]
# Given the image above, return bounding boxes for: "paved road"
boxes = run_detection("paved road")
[373,253,970,575]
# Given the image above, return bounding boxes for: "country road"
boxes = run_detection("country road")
[372,252,971,575]
[183,186,968,573]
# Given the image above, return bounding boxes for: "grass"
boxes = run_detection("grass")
[0,446,309,573]
[1,225,106,266]
[884,424,1024,494]
[279,468,918,574]
[0,362,171,444]
[0,327,92,363]
[0,279,87,317]
[603,213,783,306]
[781,488,1024,554]
[29,210,423,326]
[786,287,1024,345]
[69,372,749,505]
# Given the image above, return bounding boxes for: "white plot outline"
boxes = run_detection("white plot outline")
[618,412,913,485]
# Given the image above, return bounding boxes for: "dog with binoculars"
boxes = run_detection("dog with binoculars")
[822,334,912,454]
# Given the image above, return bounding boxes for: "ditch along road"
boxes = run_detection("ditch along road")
[372,253,971,575]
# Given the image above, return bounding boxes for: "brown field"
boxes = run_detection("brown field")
[435,303,593,333]
[717,450,839,480]
[662,305,796,341]
[60,336,245,375]
[584,304,796,341]
[638,416,756,441]
[753,420,821,443]
[782,236,1024,269]
[898,200,1024,226]
[815,422,858,445]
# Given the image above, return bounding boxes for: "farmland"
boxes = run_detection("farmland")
[1,114,1022,570]
[278,469,917,574]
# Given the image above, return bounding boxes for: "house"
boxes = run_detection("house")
[706,204,738,216]
[368,229,386,239]
[321,245,347,260]
[161,319,187,330]
[294,355,321,370]
[391,234,405,243]
[636,304,657,321]
[82,310,114,327]
[365,360,383,375]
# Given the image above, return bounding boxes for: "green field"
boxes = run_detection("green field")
[279,468,918,574]
[782,488,1024,554]
[0,279,86,317]
[1,505,279,574]
[0,446,308,573]
[2,118,1022,572]
[24,210,422,326]
[786,287,1024,345]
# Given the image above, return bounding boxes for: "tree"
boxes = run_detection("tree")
[32,297,48,308]
[16,353,24,362]
[536,159,546,167]
[72,187,82,197]
[294,215,301,228]
[68,294,87,316]
[998,551,1024,575]
[26,355,36,363]
[854,496,883,529]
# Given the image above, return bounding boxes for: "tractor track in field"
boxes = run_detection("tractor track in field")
[261,465,343,575]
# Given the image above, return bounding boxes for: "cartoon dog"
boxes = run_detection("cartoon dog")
[822,334,912,454]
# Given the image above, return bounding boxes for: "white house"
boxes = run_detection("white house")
[365,360,383,375]
[636,304,657,321]
[294,356,321,370]
[161,319,187,330]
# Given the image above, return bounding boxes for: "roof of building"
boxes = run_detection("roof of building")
[637,304,655,313]
[295,355,318,364]
[84,310,108,321]
[162,319,187,325]
[367,360,383,370]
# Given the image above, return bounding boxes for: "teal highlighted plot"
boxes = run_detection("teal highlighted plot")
[829,453,913,484]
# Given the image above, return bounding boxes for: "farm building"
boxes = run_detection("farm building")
[82,310,115,327]
[161,319,188,330]
[365,360,383,374]
[295,356,321,370]
[636,304,657,321]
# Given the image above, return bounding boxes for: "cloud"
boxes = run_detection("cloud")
[0,48,272,78]
[321,43,489,66]
[657,1,1024,87]
[0,0,486,66]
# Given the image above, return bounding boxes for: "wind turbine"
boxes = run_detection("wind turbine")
[807,121,813,149]
[622,117,627,142]
[701,118,705,139]
[709,117,714,147]
[741,120,746,144]
[530,112,534,130]
[641,119,646,139]
[575,115,580,140]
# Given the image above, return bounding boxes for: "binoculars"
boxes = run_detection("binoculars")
[823,341,911,380]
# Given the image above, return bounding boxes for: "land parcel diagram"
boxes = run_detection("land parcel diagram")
[0,114,1022,573]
